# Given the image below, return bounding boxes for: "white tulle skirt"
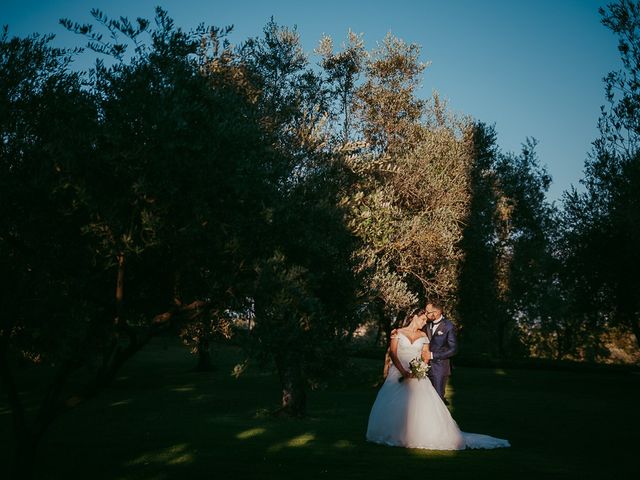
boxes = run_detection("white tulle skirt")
[366,366,510,450]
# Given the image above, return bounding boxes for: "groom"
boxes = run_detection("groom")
[425,300,457,406]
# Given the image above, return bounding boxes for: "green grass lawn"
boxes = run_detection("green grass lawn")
[1,338,638,479]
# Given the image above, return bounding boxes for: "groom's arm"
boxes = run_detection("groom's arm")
[432,326,458,360]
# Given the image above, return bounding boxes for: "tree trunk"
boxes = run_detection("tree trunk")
[374,323,383,346]
[115,252,125,326]
[274,354,306,417]
[195,337,215,372]
[497,316,507,358]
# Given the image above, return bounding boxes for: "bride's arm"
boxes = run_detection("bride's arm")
[389,334,410,378]
[421,341,431,363]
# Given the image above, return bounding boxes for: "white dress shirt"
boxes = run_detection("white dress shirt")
[430,315,443,359]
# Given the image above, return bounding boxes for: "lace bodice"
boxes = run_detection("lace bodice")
[395,332,429,368]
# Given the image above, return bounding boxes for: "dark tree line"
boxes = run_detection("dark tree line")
[560,0,640,353]
[457,0,640,361]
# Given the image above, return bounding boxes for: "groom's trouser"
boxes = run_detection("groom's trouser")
[429,373,448,401]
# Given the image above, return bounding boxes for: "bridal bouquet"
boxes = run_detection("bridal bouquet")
[399,357,431,382]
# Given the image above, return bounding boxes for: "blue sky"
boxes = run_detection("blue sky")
[1,0,622,201]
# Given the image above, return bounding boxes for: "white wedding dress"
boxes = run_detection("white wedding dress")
[366,333,510,450]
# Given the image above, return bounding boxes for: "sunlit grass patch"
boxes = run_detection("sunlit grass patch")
[127,443,194,467]
[236,427,267,440]
[268,432,316,452]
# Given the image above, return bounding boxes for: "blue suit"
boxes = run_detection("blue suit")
[425,317,457,401]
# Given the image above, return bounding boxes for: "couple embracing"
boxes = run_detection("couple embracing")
[366,301,510,450]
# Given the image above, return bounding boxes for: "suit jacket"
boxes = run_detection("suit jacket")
[425,317,457,377]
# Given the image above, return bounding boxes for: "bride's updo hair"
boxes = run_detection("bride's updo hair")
[392,307,427,330]
[405,307,426,325]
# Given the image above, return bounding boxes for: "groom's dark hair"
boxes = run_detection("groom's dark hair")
[427,298,444,312]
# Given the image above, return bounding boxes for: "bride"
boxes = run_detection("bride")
[366,308,510,450]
